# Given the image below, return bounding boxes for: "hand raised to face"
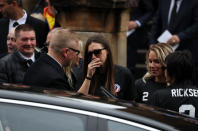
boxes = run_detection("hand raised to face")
[87,58,102,78]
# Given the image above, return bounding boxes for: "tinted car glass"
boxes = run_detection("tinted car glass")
[0,103,87,131]
[108,120,149,131]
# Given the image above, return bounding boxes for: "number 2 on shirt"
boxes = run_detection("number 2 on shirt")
[142,92,149,101]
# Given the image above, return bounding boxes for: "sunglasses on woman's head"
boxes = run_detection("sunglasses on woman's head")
[88,48,106,57]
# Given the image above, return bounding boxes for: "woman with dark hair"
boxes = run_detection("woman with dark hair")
[78,35,135,100]
[148,51,198,118]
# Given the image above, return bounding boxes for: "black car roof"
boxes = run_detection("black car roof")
[0,83,198,130]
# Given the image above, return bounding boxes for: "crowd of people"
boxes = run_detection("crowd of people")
[0,0,198,118]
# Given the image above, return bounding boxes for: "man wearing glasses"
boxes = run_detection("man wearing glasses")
[23,28,80,91]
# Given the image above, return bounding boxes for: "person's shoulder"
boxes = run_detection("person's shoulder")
[27,55,50,72]
[135,78,145,86]
[154,87,170,94]
[0,52,20,69]
[0,18,9,23]
[33,53,48,64]
[187,85,198,89]
[27,15,45,23]
[0,53,14,62]
[147,88,170,105]
[0,18,9,29]
[152,87,173,101]
[33,54,57,69]
[26,15,48,28]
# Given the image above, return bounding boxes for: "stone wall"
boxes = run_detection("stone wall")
[24,0,138,66]
[55,7,130,65]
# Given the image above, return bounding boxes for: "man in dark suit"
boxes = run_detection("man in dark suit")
[23,28,80,91]
[127,0,155,72]
[150,0,198,65]
[0,0,49,58]
[0,24,40,84]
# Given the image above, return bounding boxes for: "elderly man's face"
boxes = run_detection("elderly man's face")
[16,30,36,57]
[7,29,16,53]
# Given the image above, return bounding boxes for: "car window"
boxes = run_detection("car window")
[107,120,148,131]
[0,103,87,131]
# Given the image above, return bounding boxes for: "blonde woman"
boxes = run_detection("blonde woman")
[64,40,84,90]
[135,43,173,103]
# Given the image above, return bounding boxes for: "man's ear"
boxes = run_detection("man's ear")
[62,48,69,58]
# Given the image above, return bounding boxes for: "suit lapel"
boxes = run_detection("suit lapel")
[34,51,41,59]
[164,0,171,28]
[25,15,30,24]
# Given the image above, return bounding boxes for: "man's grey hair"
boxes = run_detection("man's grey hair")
[4,0,22,7]
[49,28,78,54]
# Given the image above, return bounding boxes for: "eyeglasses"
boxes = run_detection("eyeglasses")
[88,48,106,57]
[69,47,80,56]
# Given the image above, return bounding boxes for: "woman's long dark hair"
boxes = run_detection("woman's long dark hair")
[83,35,115,95]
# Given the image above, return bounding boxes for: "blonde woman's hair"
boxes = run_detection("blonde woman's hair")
[64,40,84,88]
[142,43,174,82]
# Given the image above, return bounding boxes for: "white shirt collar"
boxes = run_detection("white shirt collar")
[9,10,27,30]
[18,51,35,62]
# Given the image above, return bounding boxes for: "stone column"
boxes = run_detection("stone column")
[50,0,137,66]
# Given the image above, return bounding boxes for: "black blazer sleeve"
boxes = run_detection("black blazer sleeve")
[0,18,9,57]
[177,0,198,41]
[130,0,154,26]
